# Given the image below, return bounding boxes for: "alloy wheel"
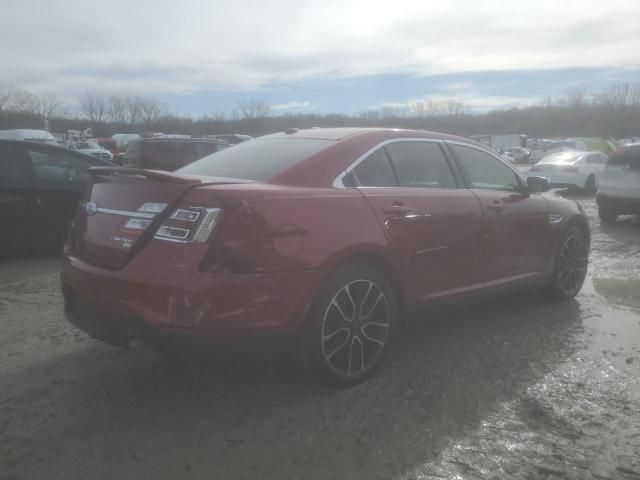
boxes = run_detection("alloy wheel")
[557,232,588,295]
[321,279,390,378]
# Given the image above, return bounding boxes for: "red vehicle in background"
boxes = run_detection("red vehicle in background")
[61,128,590,386]
[92,138,118,156]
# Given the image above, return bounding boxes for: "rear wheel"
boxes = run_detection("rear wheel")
[301,264,397,387]
[583,175,596,195]
[598,206,618,223]
[546,226,589,301]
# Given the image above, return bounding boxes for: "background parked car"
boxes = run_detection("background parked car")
[0,140,114,256]
[528,151,607,193]
[90,138,118,156]
[597,143,640,222]
[65,141,113,161]
[0,129,58,145]
[121,137,226,171]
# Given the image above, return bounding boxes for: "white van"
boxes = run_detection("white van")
[0,129,57,145]
[111,133,141,152]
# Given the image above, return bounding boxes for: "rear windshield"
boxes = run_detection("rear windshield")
[609,147,640,169]
[177,138,333,181]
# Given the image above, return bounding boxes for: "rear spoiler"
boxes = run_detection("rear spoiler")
[88,167,202,184]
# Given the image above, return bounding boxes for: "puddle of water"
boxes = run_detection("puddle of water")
[580,276,640,384]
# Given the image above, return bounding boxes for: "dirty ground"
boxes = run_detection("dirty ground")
[1,196,639,480]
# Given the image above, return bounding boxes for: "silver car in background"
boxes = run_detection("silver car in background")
[528,150,607,193]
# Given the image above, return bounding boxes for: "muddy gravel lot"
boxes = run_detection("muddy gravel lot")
[1,196,640,480]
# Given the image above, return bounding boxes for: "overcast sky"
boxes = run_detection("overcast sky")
[1,0,639,114]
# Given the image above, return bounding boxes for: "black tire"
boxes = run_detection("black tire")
[300,264,397,387]
[583,175,596,195]
[598,206,618,223]
[545,226,589,301]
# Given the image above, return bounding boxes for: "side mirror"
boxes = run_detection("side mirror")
[527,176,551,193]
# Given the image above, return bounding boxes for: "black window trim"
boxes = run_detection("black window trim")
[333,138,464,189]
[444,140,527,192]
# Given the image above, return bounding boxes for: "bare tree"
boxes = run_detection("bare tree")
[78,90,107,123]
[124,94,144,127]
[0,85,14,112]
[566,88,586,108]
[410,101,426,117]
[107,94,127,125]
[379,105,408,118]
[425,99,443,117]
[238,99,271,135]
[443,99,464,118]
[139,97,165,126]
[38,92,60,118]
[8,89,40,115]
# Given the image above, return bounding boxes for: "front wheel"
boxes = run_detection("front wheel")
[545,226,589,301]
[301,264,397,387]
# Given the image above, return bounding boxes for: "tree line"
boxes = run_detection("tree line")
[1,83,639,139]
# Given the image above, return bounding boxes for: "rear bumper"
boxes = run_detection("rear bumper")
[597,194,640,214]
[61,254,327,342]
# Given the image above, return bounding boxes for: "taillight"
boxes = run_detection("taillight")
[122,204,222,244]
[155,207,222,244]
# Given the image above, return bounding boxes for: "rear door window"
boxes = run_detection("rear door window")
[351,148,397,187]
[385,142,457,189]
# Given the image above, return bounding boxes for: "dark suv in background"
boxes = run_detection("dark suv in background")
[121,138,226,171]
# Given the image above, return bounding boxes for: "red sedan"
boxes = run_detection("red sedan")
[61,128,590,386]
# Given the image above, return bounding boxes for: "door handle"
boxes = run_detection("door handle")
[382,205,413,216]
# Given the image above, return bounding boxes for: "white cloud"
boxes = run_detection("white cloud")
[445,81,474,90]
[0,0,638,96]
[271,101,312,111]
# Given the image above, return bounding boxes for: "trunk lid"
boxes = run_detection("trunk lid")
[68,168,247,269]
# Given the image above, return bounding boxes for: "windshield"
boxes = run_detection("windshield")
[178,137,333,180]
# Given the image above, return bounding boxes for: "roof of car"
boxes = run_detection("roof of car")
[134,137,223,143]
[260,127,472,143]
[0,139,114,164]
